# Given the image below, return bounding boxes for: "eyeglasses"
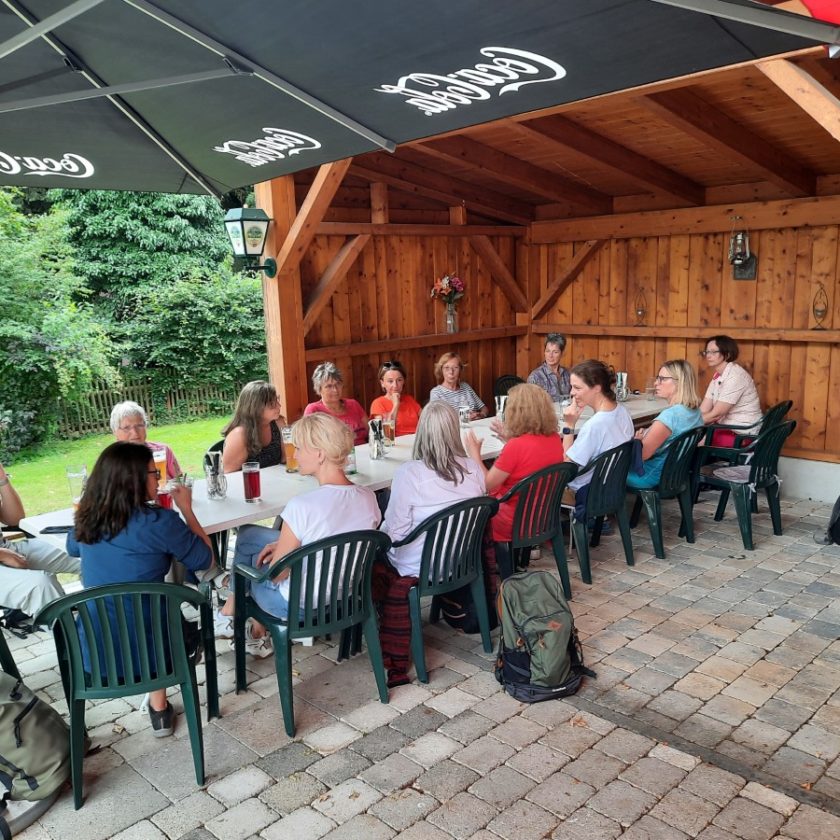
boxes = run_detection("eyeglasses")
[119,422,147,432]
[148,469,161,479]
[699,349,721,357]
[654,375,676,383]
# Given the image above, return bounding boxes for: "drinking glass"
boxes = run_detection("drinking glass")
[382,418,395,447]
[459,406,471,428]
[281,426,298,472]
[66,465,87,508]
[152,448,167,486]
[243,461,261,502]
[645,377,657,401]
[156,486,173,509]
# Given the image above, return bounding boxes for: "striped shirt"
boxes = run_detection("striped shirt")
[527,363,571,403]
[428,383,485,412]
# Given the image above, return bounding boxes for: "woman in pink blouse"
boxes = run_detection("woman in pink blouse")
[303,361,368,446]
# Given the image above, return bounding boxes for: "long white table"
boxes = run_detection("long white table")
[20,398,665,547]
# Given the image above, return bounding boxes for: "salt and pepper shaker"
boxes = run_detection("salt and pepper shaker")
[369,418,385,460]
[204,450,227,499]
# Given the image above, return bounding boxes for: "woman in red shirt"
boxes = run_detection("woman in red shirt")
[369,360,422,436]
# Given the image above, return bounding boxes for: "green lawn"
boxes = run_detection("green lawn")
[6,416,231,516]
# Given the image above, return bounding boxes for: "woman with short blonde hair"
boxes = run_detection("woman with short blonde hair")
[504,383,558,438]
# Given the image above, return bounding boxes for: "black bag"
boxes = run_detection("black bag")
[437,584,498,635]
[815,495,840,545]
[494,571,595,703]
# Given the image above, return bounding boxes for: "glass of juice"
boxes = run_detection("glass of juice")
[243,461,261,503]
[156,486,173,509]
[281,426,298,473]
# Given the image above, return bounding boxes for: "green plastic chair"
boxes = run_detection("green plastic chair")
[494,462,579,597]
[391,497,499,684]
[35,582,219,810]
[700,420,796,550]
[570,441,635,584]
[493,374,525,398]
[233,530,391,736]
[628,426,706,560]
[0,626,21,679]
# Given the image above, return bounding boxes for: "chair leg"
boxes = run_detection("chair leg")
[361,615,389,703]
[677,489,695,544]
[571,519,592,584]
[233,581,248,693]
[550,535,572,600]
[429,595,442,624]
[640,491,664,560]
[589,516,604,547]
[616,507,635,567]
[407,587,428,684]
[494,542,514,581]
[69,698,86,810]
[469,576,493,653]
[270,626,295,737]
[767,482,783,536]
[199,603,220,720]
[714,488,730,522]
[731,484,754,551]
[181,671,206,786]
[629,494,643,528]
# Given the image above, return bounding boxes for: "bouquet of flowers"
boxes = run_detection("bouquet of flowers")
[431,273,465,306]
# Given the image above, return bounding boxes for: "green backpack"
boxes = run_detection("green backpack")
[0,670,70,823]
[494,571,595,703]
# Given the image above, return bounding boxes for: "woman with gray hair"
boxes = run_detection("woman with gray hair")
[303,361,368,445]
[527,332,571,402]
[110,400,182,480]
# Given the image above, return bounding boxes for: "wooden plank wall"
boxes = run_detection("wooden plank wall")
[298,234,521,415]
[531,227,840,463]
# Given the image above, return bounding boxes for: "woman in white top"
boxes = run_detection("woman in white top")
[383,402,486,577]
[217,413,380,656]
[561,360,634,501]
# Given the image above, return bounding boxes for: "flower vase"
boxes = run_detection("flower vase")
[445,302,458,334]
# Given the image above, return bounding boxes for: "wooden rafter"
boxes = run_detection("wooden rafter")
[467,235,528,312]
[757,59,840,144]
[274,158,352,279]
[514,116,705,207]
[350,152,532,225]
[316,222,526,237]
[302,234,371,335]
[415,135,611,214]
[531,240,605,319]
[639,89,815,197]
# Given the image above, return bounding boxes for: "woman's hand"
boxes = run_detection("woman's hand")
[563,400,582,426]
[256,541,279,566]
[634,427,647,440]
[0,547,27,569]
[387,391,400,409]
[170,483,193,511]
[488,417,508,442]
[464,430,482,461]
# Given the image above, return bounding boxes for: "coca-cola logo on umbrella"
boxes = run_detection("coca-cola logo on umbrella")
[213,127,322,168]
[0,151,95,178]
[375,46,567,116]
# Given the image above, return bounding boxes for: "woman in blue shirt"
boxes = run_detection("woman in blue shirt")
[67,442,213,737]
[628,359,703,490]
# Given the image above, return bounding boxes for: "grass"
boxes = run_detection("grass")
[6,416,231,516]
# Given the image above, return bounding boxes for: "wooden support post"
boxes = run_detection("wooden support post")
[370,182,389,224]
[468,235,528,312]
[254,176,308,420]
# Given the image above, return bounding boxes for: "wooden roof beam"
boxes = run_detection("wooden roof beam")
[639,89,815,197]
[351,152,533,225]
[757,59,840,144]
[531,240,605,320]
[415,135,612,215]
[514,115,705,207]
[468,235,528,312]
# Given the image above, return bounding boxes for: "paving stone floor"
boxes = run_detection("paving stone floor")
[7,493,840,839]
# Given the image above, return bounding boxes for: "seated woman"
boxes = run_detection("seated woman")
[111,400,182,480]
[527,332,571,403]
[464,383,564,550]
[699,335,762,447]
[377,402,485,686]
[628,359,703,490]
[216,414,380,656]
[428,352,488,420]
[369,360,422,436]
[67,442,214,737]
[561,360,634,509]
[304,362,368,446]
[222,380,287,473]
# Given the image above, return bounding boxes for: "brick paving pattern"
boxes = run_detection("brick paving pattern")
[7,495,840,838]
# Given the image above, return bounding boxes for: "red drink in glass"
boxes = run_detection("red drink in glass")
[243,461,261,503]
[157,488,172,509]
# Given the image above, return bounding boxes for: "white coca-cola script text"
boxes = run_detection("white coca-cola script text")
[375,46,566,116]
[213,128,321,167]
[0,151,94,178]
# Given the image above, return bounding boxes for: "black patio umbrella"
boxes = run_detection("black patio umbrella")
[0,0,829,196]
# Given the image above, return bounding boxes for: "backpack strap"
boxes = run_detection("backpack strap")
[0,791,11,840]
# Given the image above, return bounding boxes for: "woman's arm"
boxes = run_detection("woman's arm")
[170,484,213,552]
[222,427,249,473]
[381,471,413,542]
[0,464,25,527]
[258,520,302,581]
[463,431,510,492]
[636,420,672,460]
[702,401,733,425]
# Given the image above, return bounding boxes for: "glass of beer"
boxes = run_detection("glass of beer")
[382,418,395,447]
[243,461,261,503]
[281,426,298,472]
[152,448,167,487]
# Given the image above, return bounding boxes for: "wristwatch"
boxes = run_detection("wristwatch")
[562,427,573,436]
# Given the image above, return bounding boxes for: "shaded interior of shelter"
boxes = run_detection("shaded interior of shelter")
[272,45,840,470]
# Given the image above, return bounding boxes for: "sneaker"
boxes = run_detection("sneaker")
[213,611,234,639]
[229,622,273,659]
[530,547,542,561]
[149,701,175,737]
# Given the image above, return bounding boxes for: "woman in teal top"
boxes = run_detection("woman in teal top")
[628,359,703,489]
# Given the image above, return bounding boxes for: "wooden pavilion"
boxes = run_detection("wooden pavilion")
[254,42,840,486]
